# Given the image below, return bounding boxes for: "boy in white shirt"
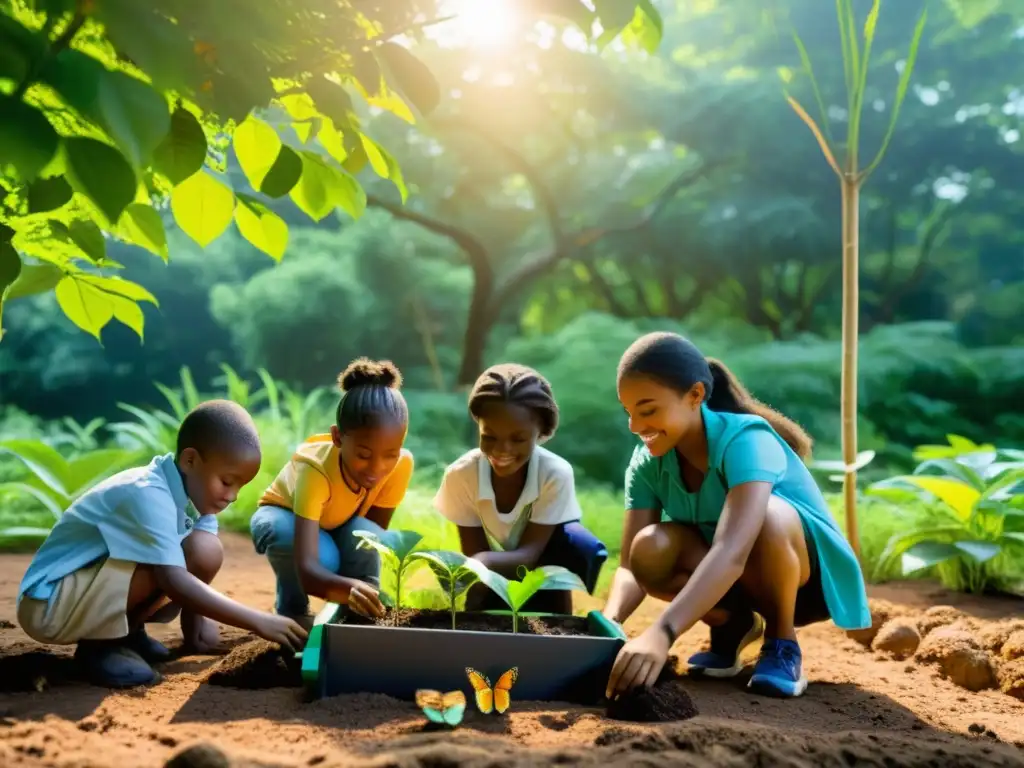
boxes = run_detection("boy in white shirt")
[433,364,607,613]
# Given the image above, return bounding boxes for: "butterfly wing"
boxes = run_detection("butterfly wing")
[465,667,494,714]
[415,689,446,724]
[492,667,519,714]
[440,691,466,726]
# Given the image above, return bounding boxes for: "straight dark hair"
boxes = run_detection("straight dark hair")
[617,332,813,459]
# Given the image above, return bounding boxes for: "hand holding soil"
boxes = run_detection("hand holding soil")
[606,623,672,699]
[342,578,385,618]
[250,612,308,651]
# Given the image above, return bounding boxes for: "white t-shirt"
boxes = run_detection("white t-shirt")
[433,446,583,551]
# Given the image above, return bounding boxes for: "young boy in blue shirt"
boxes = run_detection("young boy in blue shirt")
[16,400,308,688]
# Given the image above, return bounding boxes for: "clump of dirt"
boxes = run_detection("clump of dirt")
[846,599,906,647]
[997,658,1024,701]
[872,618,921,659]
[917,605,969,637]
[977,620,1024,653]
[605,680,699,723]
[916,626,996,691]
[1002,630,1024,661]
[202,639,300,690]
[164,743,230,768]
[345,608,591,636]
[0,620,14,629]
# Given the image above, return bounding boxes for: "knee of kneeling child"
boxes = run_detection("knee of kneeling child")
[628,523,693,591]
[184,530,224,582]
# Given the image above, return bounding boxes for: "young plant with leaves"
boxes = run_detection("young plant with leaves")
[782,0,927,558]
[867,436,1024,595]
[353,529,424,610]
[0,1,662,344]
[465,563,586,633]
[408,549,481,629]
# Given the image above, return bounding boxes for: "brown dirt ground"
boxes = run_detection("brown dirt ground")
[2,534,1024,767]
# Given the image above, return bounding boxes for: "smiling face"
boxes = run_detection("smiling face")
[476,401,541,479]
[332,422,406,490]
[617,374,706,457]
[179,447,261,516]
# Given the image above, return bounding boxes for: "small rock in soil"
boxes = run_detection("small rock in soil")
[1002,631,1024,661]
[164,743,230,768]
[846,599,902,647]
[606,681,699,723]
[0,620,15,629]
[202,639,300,690]
[997,658,1024,701]
[917,606,967,637]
[872,619,921,659]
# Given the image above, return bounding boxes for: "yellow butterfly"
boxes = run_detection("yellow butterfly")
[415,689,466,727]
[465,667,518,715]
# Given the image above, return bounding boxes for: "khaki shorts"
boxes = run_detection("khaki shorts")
[18,558,136,645]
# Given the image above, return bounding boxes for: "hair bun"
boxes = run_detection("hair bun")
[338,358,403,392]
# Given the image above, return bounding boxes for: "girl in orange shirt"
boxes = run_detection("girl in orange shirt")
[250,358,414,626]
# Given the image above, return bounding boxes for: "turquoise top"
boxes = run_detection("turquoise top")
[624,404,870,631]
[18,453,218,605]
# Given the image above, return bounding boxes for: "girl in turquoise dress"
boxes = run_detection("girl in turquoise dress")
[603,332,869,699]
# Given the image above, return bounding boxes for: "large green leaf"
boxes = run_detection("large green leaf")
[55,276,115,340]
[464,559,511,606]
[64,138,138,225]
[233,115,282,190]
[235,196,288,261]
[872,475,979,520]
[27,175,74,214]
[0,239,21,300]
[377,42,440,116]
[65,449,133,497]
[902,540,961,574]
[952,540,1002,563]
[68,219,106,263]
[0,439,70,498]
[171,171,236,247]
[119,203,169,261]
[306,77,357,131]
[914,458,985,491]
[4,262,63,301]
[359,133,407,202]
[153,107,208,185]
[259,145,304,199]
[353,529,423,562]
[97,5,199,93]
[0,98,59,182]
[623,0,663,54]
[290,153,344,222]
[0,482,64,519]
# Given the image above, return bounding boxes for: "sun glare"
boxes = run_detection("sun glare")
[433,0,522,50]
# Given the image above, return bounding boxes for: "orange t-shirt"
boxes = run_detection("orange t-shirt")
[259,434,414,530]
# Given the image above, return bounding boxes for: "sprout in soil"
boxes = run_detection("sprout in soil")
[408,550,481,629]
[465,563,586,633]
[353,529,423,609]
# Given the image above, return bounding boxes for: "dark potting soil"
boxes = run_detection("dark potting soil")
[344,608,593,636]
[604,655,699,723]
[202,639,301,690]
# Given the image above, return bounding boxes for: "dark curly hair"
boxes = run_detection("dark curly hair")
[617,332,813,459]
[335,357,408,432]
[176,399,261,459]
[468,363,559,439]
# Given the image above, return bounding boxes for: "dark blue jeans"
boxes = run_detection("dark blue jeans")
[471,521,608,613]
[250,505,382,618]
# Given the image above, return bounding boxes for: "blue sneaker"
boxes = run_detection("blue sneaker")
[687,610,765,678]
[748,637,808,698]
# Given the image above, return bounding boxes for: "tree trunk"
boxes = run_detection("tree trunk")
[457,281,494,387]
[840,176,861,560]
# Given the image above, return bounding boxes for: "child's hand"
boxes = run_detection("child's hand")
[342,578,385,618]
[253,613,309,651]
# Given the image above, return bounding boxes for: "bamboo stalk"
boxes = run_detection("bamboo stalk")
[840,175,861,558]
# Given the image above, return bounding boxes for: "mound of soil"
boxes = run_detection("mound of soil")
[164,743,230,768]
[345,608,592,636]
[978,620,1024,653]
[202,639,300,690]
[605,680,698,723]
[1002,631,1024,661]
[998,658,1024,701]
[918,605,969,637]
[846,599,907,647]
[873,618,921,659]
[916,626,995,691]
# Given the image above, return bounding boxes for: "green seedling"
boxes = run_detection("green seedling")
[409,550,482,629]
[466,563,586,633]
[353,529,423,609]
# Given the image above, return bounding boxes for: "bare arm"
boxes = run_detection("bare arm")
[659,482,771,638]
[602,508,660,623]
[364,505,395,530]
[470,522,556,577]
[153,566,267,633]
[458,525,489,558]
[293,516,361,604]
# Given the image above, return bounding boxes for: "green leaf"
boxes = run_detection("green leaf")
[27,175,74,213]
[259,145,304,199]
[96,6,199,93]
[0,482,64,519]
[0,239,21,299]
[69,220,106,263]
[624,0,663,54]
[952,540,1001,563]
[153,107,208,185]
[358,529,423,562]
[119,203,169,261]
[914,458,985,491]
[0,439,71,498]
[171,171,236,247]
[335,167,367,221]
[522,0,595,32]
[289,153,343,222]
[79,274,158,305]
[107,293,146,340]
[901,540,961,574]
[233,115,282,190]
[55,275,115,340]
[4,263,63,301]
[359,133,407,202]
[350,49,383,97]
[377,42,441,116]
[64,138,138,225]
[463,559,511,606]
[811,450,876,474]
[64,449,132,497]
[307,77,357,131]
[0,98,59,182]
[235,196,288,261]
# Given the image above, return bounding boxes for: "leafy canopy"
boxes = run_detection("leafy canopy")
[0,0,662,342]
